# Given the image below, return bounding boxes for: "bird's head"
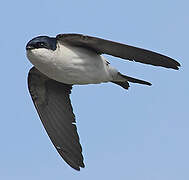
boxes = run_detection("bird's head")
[26,36,57,67]
[26,36,57,51]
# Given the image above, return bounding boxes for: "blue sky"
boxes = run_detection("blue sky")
[1,0,188,179]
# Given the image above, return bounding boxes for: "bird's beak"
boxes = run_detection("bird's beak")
[26,44,35,50]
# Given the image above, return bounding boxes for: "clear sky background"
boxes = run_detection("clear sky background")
[1,0,188,179]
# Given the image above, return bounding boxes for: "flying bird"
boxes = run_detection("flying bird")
[26,33,180,170]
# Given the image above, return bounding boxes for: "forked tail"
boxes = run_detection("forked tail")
[111,72,151,90]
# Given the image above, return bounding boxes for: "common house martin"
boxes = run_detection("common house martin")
[26,33,180,170]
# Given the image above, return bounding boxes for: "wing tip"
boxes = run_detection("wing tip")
[170,64,180,70]
[167,57,181,70]
[71,162,85,171]
[175,63,181,70]
[146,82,152,86]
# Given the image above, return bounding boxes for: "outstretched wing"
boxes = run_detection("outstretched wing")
[56,33,180,70]
[28,67,84,171]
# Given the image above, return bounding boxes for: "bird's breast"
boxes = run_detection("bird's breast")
[27,44,111,84]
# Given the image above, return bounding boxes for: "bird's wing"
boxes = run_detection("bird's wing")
[28,67,84,171]
[56,33,180,70]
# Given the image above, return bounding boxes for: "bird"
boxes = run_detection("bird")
[26,33,180,171]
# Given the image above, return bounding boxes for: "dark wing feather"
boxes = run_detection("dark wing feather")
[56,33,180,70]
[28,67,84,171]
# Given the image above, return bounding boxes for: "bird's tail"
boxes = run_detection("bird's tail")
[111,72,152,90]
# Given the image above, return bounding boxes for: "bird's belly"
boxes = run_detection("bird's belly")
[51,56,110,84]
[28,45,111,84]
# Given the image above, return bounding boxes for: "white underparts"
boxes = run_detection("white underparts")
[27,43,119,85]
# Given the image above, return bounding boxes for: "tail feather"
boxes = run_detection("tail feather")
[118,72,152,86]
[111,81,130,90]
[111,72,151,90]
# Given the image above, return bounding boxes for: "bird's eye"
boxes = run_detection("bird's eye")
[37,42,45,47]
